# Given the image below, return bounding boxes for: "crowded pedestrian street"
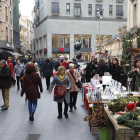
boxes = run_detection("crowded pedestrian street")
[0,79,99,140]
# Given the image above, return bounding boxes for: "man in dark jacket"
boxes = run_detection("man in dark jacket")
[43,58,54,90]
[55,59,60,71]
[0,60,11,111]
[85,60,95,82]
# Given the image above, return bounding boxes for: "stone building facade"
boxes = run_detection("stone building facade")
[33,0,127,61]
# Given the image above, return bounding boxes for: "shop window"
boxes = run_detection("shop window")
[74,35,91,48]
[52,34,70,48]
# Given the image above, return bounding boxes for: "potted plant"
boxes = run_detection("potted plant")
[90,105,111,140]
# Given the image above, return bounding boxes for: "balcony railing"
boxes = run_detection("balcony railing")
[116,0,123,2]
[6,15,8,22]
[116,11,123,17]
[74,9,82,16]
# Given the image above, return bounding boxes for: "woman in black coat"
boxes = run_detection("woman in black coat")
[111,58,121,82]
[97,59,108,77]
[85,60,95,82]
[43,58,53,90]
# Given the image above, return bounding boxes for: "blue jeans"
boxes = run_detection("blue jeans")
[28,99,37,113]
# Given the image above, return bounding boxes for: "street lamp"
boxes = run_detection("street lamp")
[97,9,103,50]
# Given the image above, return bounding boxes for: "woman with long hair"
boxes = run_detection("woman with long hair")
[21,64,43,121]
[128,59,140,91]
[49,66,71,119]
[97,59,108,77]
[120,59,129,87]
[111,58,121,82]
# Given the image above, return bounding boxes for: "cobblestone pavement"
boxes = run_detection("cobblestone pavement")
[0,79,99,140]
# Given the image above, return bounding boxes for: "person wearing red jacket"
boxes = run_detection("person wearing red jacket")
[7,59,14,80]
[60,59,67,68]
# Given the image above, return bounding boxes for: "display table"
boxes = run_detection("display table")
[84,86,94,110]
[104,107,138,140]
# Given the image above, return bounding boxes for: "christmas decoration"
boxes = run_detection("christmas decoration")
[107,96,139,113]
[74,41,81,51]
[76,51,82,60]
[126,102,136,111]
[90,105,106,127]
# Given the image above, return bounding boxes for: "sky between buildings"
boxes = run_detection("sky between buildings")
[19,0,34,19]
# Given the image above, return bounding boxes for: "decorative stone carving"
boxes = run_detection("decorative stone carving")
[122,24,127,34]
[118,27,122,36]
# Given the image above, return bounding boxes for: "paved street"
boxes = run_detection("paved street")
[0,79,99,140]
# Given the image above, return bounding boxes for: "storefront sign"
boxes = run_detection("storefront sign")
[59,48,64,52]
[44,48,47,53]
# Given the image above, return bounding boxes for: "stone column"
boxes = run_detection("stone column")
[42,36,44,58]
[35,39,37,59]
[47,34,52,57]
[70,34,74,59]
[91,34,96,56]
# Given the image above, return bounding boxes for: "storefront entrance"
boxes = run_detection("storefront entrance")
[52,53,70,60]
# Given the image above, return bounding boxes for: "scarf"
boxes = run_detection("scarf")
[59,74,65,81]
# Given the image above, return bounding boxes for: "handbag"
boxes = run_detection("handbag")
[69,71,82,89]
[54,86,65,97]
[27,75,41,99]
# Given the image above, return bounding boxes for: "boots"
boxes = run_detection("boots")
[30,112,34,121]
[29,113,32,121]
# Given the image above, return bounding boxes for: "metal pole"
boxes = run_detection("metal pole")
[99,18,101,49]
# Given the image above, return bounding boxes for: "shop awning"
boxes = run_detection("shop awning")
[7,51,23,56]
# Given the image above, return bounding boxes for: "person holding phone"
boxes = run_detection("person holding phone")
[128,59,140,91]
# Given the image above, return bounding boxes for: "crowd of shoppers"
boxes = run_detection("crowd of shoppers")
[1,55,140,121]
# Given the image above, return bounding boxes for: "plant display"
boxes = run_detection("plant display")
[90,105,106,127]
[107,96,139,113]
[117,112,140,129]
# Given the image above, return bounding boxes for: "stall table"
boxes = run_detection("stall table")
[104,107,138,140]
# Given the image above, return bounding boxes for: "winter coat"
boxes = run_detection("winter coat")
[0,65,11,89]
[85,62,95,81]
[120,64,129,81]
[66,69,81,92]
[43,61,53,77]
[97,65,108,77]
[13,64,25,77]
[21,64,43,100]
[111,65,121,82]
[49,74,71,103]
[37,59,43,70]
[7,59,13,78]
[55,61,60,71]
[128,70,140,91]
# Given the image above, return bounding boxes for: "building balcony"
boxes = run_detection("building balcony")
[116,0,123,3]
[116,11,123,17]
[96,0,103,2]
[52,9,59,15]
[74,9,82,16]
